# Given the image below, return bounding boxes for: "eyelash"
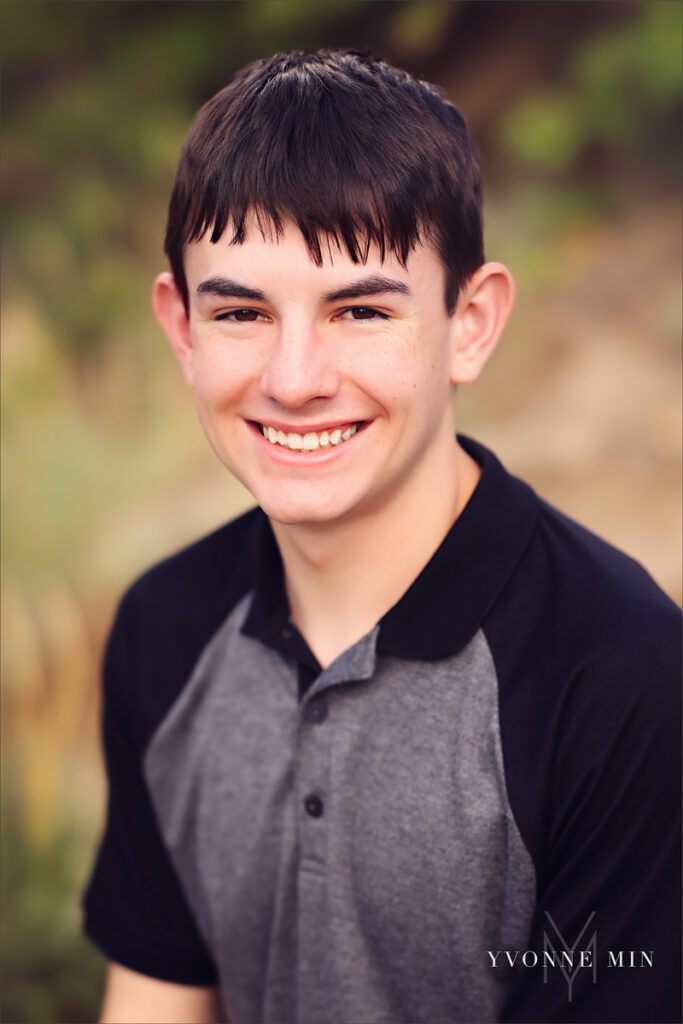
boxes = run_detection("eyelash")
[215,309,265,323]
[343,306,390,321]
[214,306,390,323]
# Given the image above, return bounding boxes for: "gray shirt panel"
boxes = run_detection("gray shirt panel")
[144,593,535,1024]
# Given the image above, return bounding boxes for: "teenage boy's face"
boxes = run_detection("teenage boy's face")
[157,219,499,526]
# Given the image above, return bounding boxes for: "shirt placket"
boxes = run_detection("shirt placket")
[292,628,379,1022]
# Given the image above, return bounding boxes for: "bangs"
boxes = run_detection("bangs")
[194,193,421,273]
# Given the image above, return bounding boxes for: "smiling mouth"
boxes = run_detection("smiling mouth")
[251,420,368,453]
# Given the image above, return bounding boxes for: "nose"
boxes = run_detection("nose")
[259,318,341,409]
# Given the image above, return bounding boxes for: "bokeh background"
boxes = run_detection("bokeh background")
[2,1,681,1020]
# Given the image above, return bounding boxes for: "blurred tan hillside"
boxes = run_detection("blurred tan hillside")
[1,2,681,1021]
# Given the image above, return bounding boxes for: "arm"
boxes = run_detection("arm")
[100,962,223,1024]
[500,650,682,1023]
[82,589,220,1012]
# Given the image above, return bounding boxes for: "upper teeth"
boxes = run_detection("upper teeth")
[260,423,359,451]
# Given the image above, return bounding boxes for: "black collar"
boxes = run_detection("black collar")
[241,435,539,661]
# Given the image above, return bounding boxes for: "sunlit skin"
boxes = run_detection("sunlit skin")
[153,219,514,664]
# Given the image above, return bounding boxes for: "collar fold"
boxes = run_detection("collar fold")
[376,435,539,660]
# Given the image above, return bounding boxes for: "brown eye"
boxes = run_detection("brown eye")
[216,309,261,322]
[345,307,389,321]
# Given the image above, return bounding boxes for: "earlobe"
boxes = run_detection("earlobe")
[151,272,195,387]
[449,262,515,384]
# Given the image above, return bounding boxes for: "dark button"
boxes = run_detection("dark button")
[304,793,324,818]
[303,699,328,724]
[281,626,293,639]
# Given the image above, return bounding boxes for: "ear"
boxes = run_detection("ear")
[448,262,515,384]
[151,272,195,387]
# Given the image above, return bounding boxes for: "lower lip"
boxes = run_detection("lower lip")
[248,421,370,466]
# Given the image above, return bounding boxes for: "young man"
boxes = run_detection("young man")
[82,50,681,1024]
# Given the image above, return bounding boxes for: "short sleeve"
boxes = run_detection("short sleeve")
[81,588,218,985]
[500,645,682,1023]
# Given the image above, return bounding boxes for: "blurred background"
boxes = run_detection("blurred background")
[1,1,681,1019]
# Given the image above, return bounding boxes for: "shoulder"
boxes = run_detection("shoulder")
[489,492,680,685]
[534,497,679,675]
[121,504,262,623]
[488,492,681,752]
[103,505,263,751]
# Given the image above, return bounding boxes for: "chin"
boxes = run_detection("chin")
[254,488,355,527]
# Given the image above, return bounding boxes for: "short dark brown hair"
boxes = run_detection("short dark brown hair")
[164,49,484,314]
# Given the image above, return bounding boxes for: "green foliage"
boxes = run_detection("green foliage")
[1,794,105,1023]
[389,1,455,59]
[501,1,682,169]
[576,0,682,116]
[501,92,586,170]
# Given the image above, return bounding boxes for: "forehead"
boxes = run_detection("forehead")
[183,217,445,299]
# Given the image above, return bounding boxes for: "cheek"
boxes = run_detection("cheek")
[191,342,256,407]
[345,326,448,407]
[406,322,453,398]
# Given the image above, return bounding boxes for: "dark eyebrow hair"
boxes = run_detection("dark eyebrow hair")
[196,276,266,301]
[323,275,410,303]
[195,272,411,305]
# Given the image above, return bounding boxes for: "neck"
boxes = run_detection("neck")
[270,430,481,669]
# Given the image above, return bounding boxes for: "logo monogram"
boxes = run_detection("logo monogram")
[542,911,597,1002]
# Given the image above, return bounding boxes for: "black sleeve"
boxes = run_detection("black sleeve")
[81,587,218,986]
[500,645,682,1023]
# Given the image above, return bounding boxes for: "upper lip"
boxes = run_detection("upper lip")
[250,418,367,434]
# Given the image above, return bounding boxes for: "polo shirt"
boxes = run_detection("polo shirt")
[82,435,681,1024]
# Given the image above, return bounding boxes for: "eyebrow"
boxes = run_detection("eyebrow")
[196,273,410,304]
[322,275,411,303]
[196,277,266,301]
